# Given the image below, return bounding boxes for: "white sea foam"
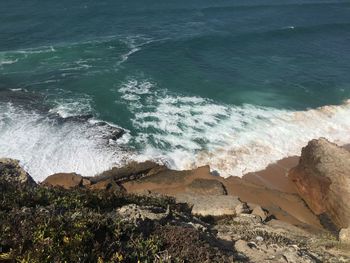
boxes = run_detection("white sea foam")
[118,36,155,66]
[48,97,94,118]
[2,76,350,181]
[119,46,141,66]
[118,78,350,177]
[10,88,26,92]
[0,102,133,182]
[118,79,153,95]
[0,46,57,58]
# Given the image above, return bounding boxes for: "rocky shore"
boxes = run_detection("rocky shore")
[1,138,350,262]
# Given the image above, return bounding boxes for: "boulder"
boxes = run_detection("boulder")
[288,138,350,229]
[42,173,83,189]
[0,158,36,186]
[175,194,242,217]
[185,178,227,195]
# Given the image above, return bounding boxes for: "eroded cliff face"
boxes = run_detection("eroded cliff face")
[289,138,350,229]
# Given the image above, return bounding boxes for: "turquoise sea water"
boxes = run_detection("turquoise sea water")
[1,0,350,180]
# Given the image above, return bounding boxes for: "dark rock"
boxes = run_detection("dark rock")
[89,161,160,184]
[62,114,93,123]
[109,129,125,141]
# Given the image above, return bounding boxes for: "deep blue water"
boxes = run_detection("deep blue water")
[1,0,350,180]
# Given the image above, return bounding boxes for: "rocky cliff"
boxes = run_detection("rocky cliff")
[1,139,350,262]
[289,138,350,231]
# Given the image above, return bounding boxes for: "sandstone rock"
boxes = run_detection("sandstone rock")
[339,228,350,244]
[289,138,350,229]
[88,178,124,191]
[175,194,242,217]
[185,178,227,195]
[42,173,83,189]
[252,206,268,222]
[0,158,36,186]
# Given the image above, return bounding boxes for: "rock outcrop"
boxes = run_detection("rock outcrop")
[87,178,124,191]
[175,194,243,217]
[2,145,350,262]
[289,138,350,229]
[89,161,160,184]
[0,158,36,186]
[185,178,227,195]
[121,163,321,227]
[42,173,83,189]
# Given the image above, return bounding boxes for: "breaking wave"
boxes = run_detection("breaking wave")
[1,79,350,181]
[2,76,350,182]
[118,78,350,177]
[0,93,133,181]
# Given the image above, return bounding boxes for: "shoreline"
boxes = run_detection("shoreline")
[2,137,350,261]
[2,140,349,230]
[2,88,350,181]
[1,138,350,229]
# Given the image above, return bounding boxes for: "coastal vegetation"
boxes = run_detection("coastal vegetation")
[0,162,233,262]
[1,138,350,262]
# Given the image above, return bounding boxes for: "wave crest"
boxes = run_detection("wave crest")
[118,79,350,177]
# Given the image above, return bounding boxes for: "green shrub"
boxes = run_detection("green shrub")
[0,179,176,262]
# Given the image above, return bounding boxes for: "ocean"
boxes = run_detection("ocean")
[1,0,350,181]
